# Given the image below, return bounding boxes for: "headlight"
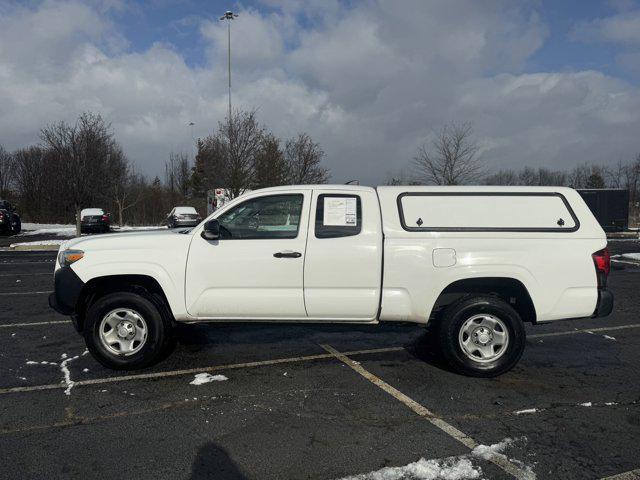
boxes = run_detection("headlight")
[58,249,84,267]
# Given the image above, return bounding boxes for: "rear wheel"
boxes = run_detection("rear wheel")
[437,295,525,377]
[84,291,175,370]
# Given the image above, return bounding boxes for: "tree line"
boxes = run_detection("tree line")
[2,115,639,228]
[0,110,329,228]
[390,122,640,224]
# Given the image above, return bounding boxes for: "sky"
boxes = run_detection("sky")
[1,0,640,185]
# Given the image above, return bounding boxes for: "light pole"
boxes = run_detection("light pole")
[219,10,237,123]
[188,121,196,158]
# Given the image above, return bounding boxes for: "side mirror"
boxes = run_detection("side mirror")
[201,219,220,240]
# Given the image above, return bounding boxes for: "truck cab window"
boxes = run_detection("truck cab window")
[217,194,303,239]
[315,194,362,238]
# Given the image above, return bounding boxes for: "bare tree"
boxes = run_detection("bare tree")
[384,167,421,185]
[0,145,14,198]
[12,146,47,218]
[165,152,191,201]
[284,133,329,184]
[225,110,264,198]
[113,171,145,226]
[192,136,227,197]
[253,134,287,189]
[41,112,118,235]
[484,169,519,185]
[413,123,483,185]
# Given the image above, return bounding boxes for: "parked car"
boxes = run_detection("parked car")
[0,200,21,235]
[80,208,110,233]
[50,185,612,376]
[165,206,201,228]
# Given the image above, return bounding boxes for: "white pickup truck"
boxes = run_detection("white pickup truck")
[50,185,613,376]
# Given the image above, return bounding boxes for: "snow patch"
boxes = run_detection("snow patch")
[19,223,75,237]
[603,335,616,341]
[25,349,89,395]
[514,408,539,415]
[10,239,66,247]
[471,438,515,461]
[338,456,481,480]
[60,350,89,395]
[612,253,640,261]
[338,438,533,480]
[190,373,228,385]
[579,402,592,407]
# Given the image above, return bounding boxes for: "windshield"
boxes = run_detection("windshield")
[81,208,104,218]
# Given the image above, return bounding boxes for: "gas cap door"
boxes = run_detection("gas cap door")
[432,248,457,268]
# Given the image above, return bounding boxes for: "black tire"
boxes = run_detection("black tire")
[437,295,525,377]
[12,218,21,235]
[84,291,175,370]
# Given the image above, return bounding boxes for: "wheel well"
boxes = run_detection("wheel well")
[75,275,174,332]
[430,277,536,324]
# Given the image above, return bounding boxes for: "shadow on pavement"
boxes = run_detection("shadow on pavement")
[189,442,248,480]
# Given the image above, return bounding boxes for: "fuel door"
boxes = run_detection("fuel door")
[432,248,457,268]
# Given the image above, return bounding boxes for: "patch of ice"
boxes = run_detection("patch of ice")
[603,335,616,341]
[190,373,228,385]
[514,408,539,415]
[579,402,592,407]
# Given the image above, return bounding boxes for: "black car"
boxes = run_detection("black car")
[80,208,110,233]
[165,206,201,228]
[0,200,21,235]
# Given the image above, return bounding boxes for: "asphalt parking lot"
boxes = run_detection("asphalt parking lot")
[0,241,639,480]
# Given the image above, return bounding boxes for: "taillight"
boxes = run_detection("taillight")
[101,215,109,221]
[592,248,610,287]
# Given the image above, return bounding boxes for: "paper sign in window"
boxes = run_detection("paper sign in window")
[323,197,357,226]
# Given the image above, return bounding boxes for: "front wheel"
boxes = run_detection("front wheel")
[437,296,525,377]
[84,291,175,370]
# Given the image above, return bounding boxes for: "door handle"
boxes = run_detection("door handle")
[273,251,302,258]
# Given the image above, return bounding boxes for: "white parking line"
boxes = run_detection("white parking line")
[529,323,640,339]
[0,291,52,296]
[320,344,533,480]
[0,346,404,395]
[601,468,640,480]
[0,320,71,328]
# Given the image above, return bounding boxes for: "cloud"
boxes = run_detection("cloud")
[571,9,640,45]
[0,0,639,186]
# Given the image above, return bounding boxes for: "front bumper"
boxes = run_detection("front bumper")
[48,266,85,316]
[593,289,614,318]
